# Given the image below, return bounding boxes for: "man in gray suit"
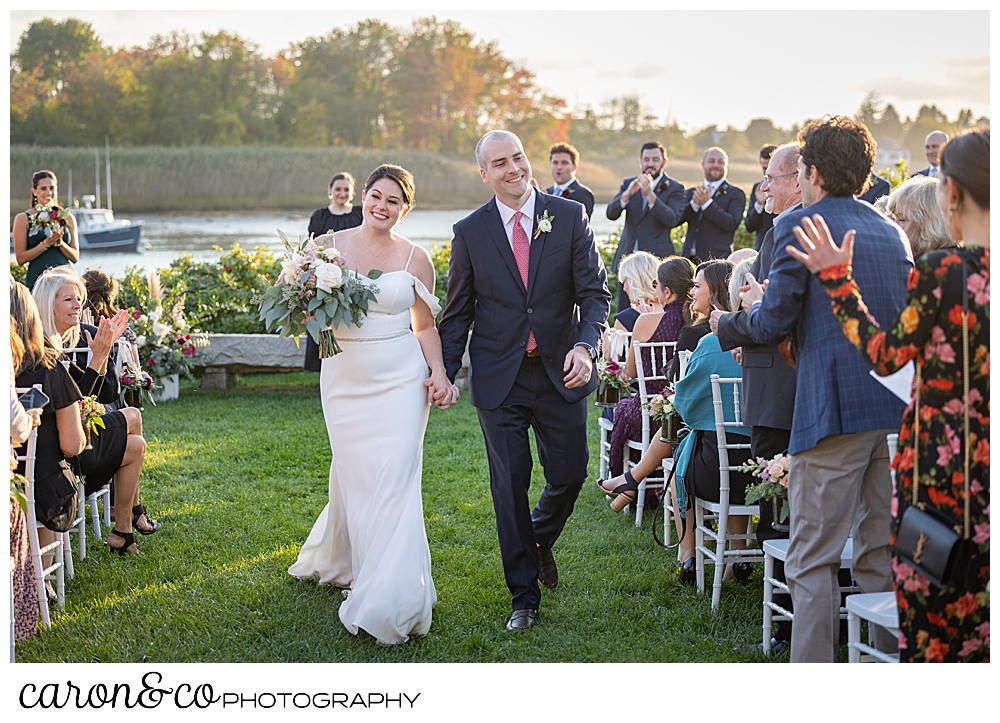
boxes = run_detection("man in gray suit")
[711,142,802,654]
[606,141,686,312]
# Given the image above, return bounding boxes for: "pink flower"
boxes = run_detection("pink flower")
[942,398,964,415]
[975,621,989,645]
[898,631,908,650]
[972,522,989,545]
[975,291,989,306]
[893,557,914,581]
[932,286,942,300]
[959,638,983,657]
[48,209,59,219]
[967,272,986,291]
[936,343,956,364]
[931,326,946,344]
[891,495,898,517]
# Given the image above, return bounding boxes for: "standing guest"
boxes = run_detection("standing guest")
[739,116,913,663]
[788,127,989,663]
[546,143,595,219]
[12,171,80,290]
[712,142,802,653]
[680,147,748,263]
[606,141,687,313]
[439,130,611,631]
[885,176,957,256]
[603,256,693,505]
[911,130,948,178]
[859,172,891,205]
[304,172,365,371]
[746,144,778,249]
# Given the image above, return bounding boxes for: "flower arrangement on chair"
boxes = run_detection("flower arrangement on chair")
[79,395,106,450]
[129,271,206,381]
[119,362,158,410]
[644,383,681,443]
[735,452,792,530]
[595,357,632,407]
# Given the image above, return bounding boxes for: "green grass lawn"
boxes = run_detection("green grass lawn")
[15,372,797,663]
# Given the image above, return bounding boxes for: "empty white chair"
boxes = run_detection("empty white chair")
[694,375,763,612]
[847,592,900,663]
[627,340,676,526]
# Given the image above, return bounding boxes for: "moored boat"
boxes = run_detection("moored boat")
[71,195,142,251]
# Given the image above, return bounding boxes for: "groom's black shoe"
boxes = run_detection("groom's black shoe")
[506,608,538,632]
[537,545,558,590]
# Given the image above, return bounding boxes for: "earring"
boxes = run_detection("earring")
[949,207,956,224]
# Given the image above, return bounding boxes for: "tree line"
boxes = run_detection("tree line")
[11,17,988,163]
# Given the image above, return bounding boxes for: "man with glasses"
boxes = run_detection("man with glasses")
[680,147,747,263]
[710,142,802,655]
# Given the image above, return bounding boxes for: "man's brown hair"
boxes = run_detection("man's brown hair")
[797,116,875,197]
[549,142,579,164]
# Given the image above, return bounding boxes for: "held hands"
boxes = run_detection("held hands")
[692,184,712,206]
[563,346,593,389]
[739,272,768,312]
[425,369,460,409]
[786,214,855,274]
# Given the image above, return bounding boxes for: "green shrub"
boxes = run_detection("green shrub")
[877,158,911,192]
[10,261,27,286]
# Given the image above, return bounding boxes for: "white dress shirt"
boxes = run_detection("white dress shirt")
[551,178,576,195]
[495,189,537,253]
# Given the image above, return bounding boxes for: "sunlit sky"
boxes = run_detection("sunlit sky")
[8,2,992,132]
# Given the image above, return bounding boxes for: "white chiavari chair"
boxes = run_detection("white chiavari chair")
[15,387,67,627]
[597,329,631,481]
[626,340,676,526]
[694,375,764,612]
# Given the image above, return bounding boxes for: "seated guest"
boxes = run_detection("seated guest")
[885,176,957,256]
[33,268,159,553]
[604,257,694,503]
[81,268,142,374]
[668,259,731,382]
[11,281,87,564]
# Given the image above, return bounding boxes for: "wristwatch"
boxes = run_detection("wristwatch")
[575,343,597,361]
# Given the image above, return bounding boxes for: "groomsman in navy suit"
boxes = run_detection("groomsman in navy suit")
[439,130,610,632]
[606,141,686,312]
[739,117,912,663]
[911,129,948,178]
[680,147,747,263]
[545,142,595,219]
[745,144,778,250]
[858,172,890,205]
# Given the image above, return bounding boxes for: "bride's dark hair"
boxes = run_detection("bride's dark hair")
[364,164,415,207]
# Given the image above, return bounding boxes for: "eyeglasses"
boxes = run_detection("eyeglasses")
[764,172,798,184]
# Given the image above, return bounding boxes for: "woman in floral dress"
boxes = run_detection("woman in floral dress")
[788,127,989,662]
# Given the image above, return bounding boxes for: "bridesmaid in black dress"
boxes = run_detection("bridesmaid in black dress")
[304,172,365,370]
[11,170,80,290]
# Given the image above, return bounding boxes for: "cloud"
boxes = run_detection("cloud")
[858,55,989,105]
[595,63,667,81]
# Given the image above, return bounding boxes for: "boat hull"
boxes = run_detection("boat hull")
[78,223,142,251]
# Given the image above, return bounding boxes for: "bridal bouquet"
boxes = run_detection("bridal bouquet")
[735,452,791,523]
[28,202,71,239]
[79,396,106,450]
[258,231,381,357]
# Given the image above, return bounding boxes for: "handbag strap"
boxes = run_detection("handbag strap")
[912,256,971,540]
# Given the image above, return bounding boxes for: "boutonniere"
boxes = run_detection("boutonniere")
[716,183,728,197]
[655,180,668,194]
[534,210,554,239]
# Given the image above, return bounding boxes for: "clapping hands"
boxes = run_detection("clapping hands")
[82,309,132,369]
[692,184,712,206]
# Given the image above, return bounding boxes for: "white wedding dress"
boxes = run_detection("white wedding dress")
[288,254,439,645]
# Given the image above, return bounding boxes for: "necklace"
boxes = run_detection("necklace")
[358,233,395,270]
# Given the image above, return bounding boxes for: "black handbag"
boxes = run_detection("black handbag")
[34,458,81,532]
[894,259,971,591]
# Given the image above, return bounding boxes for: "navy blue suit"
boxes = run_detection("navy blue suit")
[910,167,932,178]
[439,189,611,611]
[744,194,913,455]
[858,173,891,205]
[605,174,686,271]
[679,180,747,262]
[546,179,595,219]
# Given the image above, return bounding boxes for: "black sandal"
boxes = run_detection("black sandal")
[107,529,138,556]
[133,504,161,535]
[597,470,639,513]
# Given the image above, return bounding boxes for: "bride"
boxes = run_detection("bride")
[288,164,459,645]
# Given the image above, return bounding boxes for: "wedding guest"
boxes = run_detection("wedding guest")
[885,176,956,255]
[546,143,595,218]
[746,144,778,249]
[739,116,912,663]
[668,258,729,382]
[10,315,42,643]
[604,257,693,503]
[858,172,891,205]
[11,171,80,290]
[81,268,141,379]
[11,281,86,568]
[304,172,365,371]
[788,127,989,662]
[606,142,687,313]
[680,148,748,263]
[911,130,948,178]
[33,268,159,553]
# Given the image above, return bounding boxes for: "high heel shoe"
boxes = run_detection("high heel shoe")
[107,529,138,556]
[133,504,161,535]
[732,562,753,585]
[678,557,696,585]
[596,470,639,513]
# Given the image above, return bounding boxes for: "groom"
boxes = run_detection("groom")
[439,130,611,631]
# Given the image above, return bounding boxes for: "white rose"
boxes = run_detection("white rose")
[135,335,146,347]
[148,311,160,323]
[322,246,342,261]
[152,321,169,338]
[280,258,299,280]
[314,263,344,292]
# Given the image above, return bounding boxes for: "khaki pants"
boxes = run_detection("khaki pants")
[786,430,895,663]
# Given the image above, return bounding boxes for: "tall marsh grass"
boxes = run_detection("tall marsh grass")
[10,145,493,213]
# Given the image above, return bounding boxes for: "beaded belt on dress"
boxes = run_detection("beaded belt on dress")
[337,330,409,343]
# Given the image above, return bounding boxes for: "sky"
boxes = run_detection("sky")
[8,2,992,133]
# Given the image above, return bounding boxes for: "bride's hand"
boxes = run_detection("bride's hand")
[425,370,459,409]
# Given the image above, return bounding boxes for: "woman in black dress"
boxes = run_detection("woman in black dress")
[33,267,158,553]
[11,171,80,290]
[304,172,365,370]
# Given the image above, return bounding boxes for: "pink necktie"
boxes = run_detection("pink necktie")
[512,211,537,353]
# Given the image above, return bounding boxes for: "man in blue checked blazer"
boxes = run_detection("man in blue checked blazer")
[740,117,913,663]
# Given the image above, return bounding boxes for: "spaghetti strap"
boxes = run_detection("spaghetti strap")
[403,244,416,273]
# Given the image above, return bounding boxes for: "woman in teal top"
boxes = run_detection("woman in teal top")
[12,170,79,289]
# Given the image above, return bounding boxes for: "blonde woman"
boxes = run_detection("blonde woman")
[887,176,956,255]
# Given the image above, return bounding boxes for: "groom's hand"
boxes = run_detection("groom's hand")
[563,346,593,389]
